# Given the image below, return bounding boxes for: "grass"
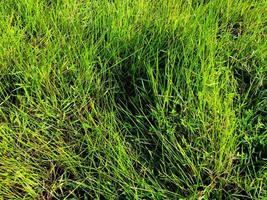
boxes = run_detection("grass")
[0,0,266,199]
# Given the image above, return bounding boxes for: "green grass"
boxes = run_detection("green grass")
[0,0,266,199]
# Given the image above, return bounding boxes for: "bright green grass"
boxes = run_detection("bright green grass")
[0,0,266,199]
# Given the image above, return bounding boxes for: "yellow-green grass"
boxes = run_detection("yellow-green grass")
[0,0,266,199]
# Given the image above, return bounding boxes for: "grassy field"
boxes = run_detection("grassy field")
[0,0,266,199]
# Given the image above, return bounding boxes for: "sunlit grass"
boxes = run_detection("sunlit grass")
[0,0,266,199]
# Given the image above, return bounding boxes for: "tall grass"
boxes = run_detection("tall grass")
[0,0,266,199]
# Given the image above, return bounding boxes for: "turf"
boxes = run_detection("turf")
[0,0,266,199]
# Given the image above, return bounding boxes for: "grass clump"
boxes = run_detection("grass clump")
[0,0,266,199]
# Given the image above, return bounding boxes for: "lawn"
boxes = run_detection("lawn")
[0,0,266,199]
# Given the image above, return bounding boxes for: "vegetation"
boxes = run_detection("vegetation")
[0,0,266,199]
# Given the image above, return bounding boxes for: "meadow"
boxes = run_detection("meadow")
[0,0,266,199]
